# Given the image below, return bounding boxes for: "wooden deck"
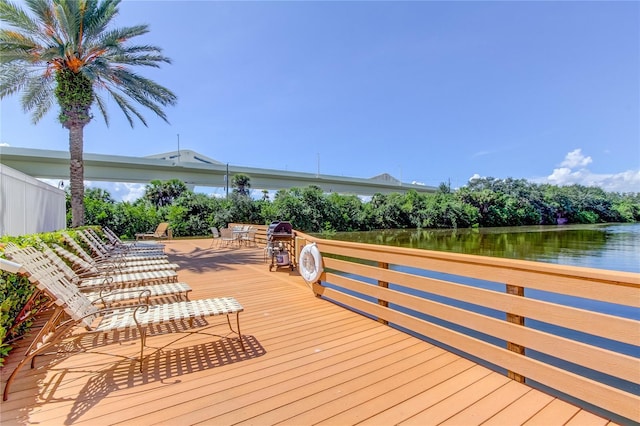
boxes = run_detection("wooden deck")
[1,238,621,425]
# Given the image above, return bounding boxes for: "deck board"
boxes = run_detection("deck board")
[0,238,621,425]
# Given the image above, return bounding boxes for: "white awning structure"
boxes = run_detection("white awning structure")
[0,163,66,236]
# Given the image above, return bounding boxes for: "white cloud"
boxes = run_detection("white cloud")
[542,149,640,193]
[38,179,147,201]
[559,148,592,168]
[471,150,491,158]
[111,182,146,202]
[547,167,640,193]
[468,149,640,193]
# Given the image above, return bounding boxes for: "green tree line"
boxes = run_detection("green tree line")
[77,177,640,237]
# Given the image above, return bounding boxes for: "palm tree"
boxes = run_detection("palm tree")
[231,173,251,197]
[0,0,177,227]
[144,179,187,207]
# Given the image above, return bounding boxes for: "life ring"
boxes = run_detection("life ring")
[299,243,323,283]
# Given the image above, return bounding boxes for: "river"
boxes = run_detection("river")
[326,222,640,273]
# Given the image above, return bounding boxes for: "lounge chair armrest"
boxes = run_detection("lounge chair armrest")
[95,287,152,306]
[74,303,151,331]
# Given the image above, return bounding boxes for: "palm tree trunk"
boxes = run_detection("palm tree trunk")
[69,124,85,227]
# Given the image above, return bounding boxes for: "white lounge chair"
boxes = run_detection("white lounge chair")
[135,222,170,240]
[5,244,191,306]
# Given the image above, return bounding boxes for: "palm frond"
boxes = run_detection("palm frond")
[0,28,38,48]
[52,1,72,46]
[108,89,147,127]
[25,0,64,46]
[97,25,149,51]
[21,71,53,112]
[108,51,171,68]
[93,91,110,126]
[63,0,83,47]
[25,0,56,24]
[82,0,119,40]
[0,63,28,96]
[24,75,54,123]
[0,0,40,33]
[111,68,176,105]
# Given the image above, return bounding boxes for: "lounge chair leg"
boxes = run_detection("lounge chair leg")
[226,312,245,351]
[3,339,59,401]
[139,327,147,372]
[3,353,36,401]
[237,312,245,351]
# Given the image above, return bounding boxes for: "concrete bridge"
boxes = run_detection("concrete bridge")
[0,146,436,196]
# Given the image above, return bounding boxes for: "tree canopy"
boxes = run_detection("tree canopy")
[74,177,639,238]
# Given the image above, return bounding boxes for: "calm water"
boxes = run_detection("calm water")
[326,222,640,273]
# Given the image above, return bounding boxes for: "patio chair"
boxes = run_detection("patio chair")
[0,252,244,401]
[135,222,170,240]
[209,227,221,248]
[62,232,170,268]
[241,227,257,247]
[219,227,237,247]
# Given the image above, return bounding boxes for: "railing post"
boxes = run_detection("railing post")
[378,262,389,325]
[506,283,526,383]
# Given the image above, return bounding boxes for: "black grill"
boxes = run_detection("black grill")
[267,221,293,239]
[267,221,295,271]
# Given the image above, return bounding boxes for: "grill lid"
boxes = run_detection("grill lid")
[268,221,293,236]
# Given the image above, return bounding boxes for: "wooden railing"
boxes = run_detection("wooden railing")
[294,232,640,422]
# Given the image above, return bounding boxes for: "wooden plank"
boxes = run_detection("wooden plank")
[241,348,455,425]
[312,235,640,286]
[399,372,511,425]
[482,391,555,425]
[440,380,532,425]
[358,365,493,425]
[565,410,614,426]
[208,340,435,425]
[506,283,526,382]
[63,321,387,425]
[523,398,582,425]
[316,356,475,425]
[114,328,406,425]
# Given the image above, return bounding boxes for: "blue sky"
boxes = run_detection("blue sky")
[1,0,639,201]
